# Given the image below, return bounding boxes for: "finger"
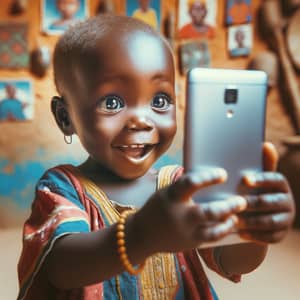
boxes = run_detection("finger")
[243,193,292,212]
[167,168,227,202]
[193,216,237,243]
[186,196,247,224]
[239,229,288,244]
[238,212,293,231]
[263,142,278,172]
[243,172,289,193]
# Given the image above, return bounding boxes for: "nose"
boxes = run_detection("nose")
[125,111,154,131]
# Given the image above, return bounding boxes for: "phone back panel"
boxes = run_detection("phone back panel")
[184,68,268,203]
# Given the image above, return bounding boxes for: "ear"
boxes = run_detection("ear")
[51,96,75,135]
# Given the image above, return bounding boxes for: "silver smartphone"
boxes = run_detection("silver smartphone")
[184,68,268,247]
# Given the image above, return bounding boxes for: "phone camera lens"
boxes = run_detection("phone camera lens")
[224,88,238,104]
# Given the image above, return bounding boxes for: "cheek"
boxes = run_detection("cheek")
[91,118,122,144]
[75,113,122,147]
[157,111,177,142]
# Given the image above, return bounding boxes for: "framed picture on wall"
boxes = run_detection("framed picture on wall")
[179,40,211,74]
[177,0,217,40]
[0,79,34,121]
[228,24,252,57]
[126,0,161,31]
[41,0,88,35]
[226,0,252,26]
[0,22,29,69]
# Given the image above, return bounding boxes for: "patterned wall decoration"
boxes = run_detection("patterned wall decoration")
[0,22,29,68]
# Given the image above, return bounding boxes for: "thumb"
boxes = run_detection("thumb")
[166,168,227,203]
[263,142,278,171]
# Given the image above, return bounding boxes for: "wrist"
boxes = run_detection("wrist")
[124,211,154,264]
[116,210,146,275]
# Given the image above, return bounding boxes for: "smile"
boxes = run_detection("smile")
[114,143,157,162]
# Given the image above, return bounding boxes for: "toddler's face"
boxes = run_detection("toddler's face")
[68,30,176,179]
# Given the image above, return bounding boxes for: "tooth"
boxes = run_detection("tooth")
[122,145,128,148]
[131,145,138,148]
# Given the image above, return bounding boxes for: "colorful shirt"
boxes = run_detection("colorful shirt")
[18,164,239,300]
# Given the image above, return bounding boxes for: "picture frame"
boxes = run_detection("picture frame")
[226,0,252,26]
[0,22,29,69]
[228,24,252,57]
[0,79,34,121]
[126,0,161,31]
[179,40,211,74]
[41,0,88,35]
[178,0,217,40]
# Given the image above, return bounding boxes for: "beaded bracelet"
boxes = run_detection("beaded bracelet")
[116,209,146,275]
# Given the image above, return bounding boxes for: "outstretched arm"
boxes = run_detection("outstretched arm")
[44,168,246,289]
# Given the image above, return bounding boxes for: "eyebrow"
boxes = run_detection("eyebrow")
[150,73,173,82]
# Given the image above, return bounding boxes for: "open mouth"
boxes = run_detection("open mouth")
[115,144,156,160]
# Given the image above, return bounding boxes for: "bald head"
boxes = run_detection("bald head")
[53,15,171,98]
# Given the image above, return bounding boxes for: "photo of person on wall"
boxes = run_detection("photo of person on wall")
[226,0,252,25]
[0,80,33,121]
[42,0,88,35]
[228,24,252,57]
[127,0,160,30]
[178,0,217,40]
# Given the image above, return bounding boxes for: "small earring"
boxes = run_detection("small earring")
[64,135,72,144]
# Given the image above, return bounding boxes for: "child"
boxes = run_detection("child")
[17,15,295,300]
[178,0,215,40]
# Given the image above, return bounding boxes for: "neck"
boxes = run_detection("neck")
[78,157,155,185]
[78,157,126,184]
[77,157,157,207]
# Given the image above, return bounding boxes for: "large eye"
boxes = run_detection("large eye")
[151,93,172,112]
[98,95,124,113]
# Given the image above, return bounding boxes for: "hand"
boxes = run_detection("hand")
[238,142,295,243]
[133,167,247,255]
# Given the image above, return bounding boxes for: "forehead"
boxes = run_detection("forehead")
[78,30,174,83]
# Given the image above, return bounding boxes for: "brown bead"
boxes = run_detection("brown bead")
[117,224,125,231]
[118,246,126,254]
[117,239,125,246]
[117,231,125,239]
[116,209,145,275]
[120,253,128,261]
[119,218,126,225]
